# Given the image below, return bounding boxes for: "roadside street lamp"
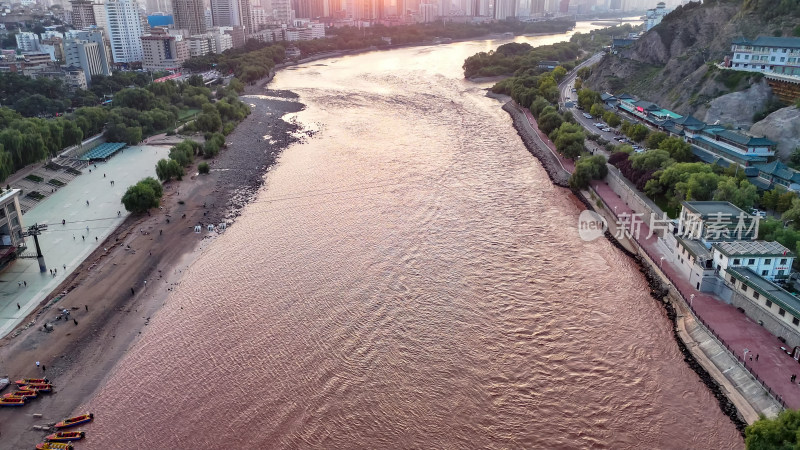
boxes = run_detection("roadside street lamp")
[614,206,618,216]
[690,293,694,308]
[660,257,664,268]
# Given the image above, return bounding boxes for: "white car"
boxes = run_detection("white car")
[594,123,605,128]
[583,113,593,119]
[602,127,613,132]
[751,209,767,218]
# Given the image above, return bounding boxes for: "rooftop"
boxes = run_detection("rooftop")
[728,267,800,318]
[0,188,21,206]
[713,240,794,258]
[673,115,705,127]
[732,36,800,50]
[683,201,750,219]
[712,129,775,147]
[754,161,800,184]
[676,235,712,260]
[633,100,660,110]
[693,135,770,162]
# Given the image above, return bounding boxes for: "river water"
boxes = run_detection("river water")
[84,23,743,449]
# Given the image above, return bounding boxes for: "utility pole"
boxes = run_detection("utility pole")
[25,223,48,273]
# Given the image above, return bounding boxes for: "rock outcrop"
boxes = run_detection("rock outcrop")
[702,79,772,129]
[750,106,800,160]
[585,1,798,116]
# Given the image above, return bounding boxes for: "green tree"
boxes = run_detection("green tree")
[198,162,210,174]
[569,154,607,190]
[155,158,184,181]
[646,132,668,149]
[659,137,693,162]
[577,89,601,111]
[678,172,720,201]
[602,111,621,127]
[761,188,781,211]
[121,177,162,213]
[552,66,567,82]
[630,149,673,170]
[589,103,604,118]
[745,409,800,449]
[529,97,550,118]
[628,123,650,142]
[538,111,563,134]
[551,122,585,159]
[713,178,759,211]
[778,191,797,214]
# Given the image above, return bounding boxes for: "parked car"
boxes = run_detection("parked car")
[602,127,612,132]
[583,113,593,119]
[634,149,645,154]
[751,209,767,218]
[594,123,605,128]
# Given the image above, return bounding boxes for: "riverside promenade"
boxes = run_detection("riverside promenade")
[0,146,168,338]
[510,100,790,419]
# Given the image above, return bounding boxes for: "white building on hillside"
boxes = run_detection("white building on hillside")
[728,36,800,78]
[645,2,670,31]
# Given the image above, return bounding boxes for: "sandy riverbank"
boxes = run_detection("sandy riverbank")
[0,91,305,449]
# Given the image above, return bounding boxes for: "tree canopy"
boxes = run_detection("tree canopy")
[121,177,163,213]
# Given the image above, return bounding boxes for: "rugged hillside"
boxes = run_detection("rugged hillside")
[702,79,771,128]
[585,0,800,119]
[750,106,800,159]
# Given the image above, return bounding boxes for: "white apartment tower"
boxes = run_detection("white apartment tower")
[106,0,145,63]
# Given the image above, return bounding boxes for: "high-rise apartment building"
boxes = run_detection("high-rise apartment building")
[493,0,515,19]
[106,0,145,63]
[71,0,97,29]
[273,0,293,23]
[211,0,252,31]
[173,0,206,34]
[65,30,111,85]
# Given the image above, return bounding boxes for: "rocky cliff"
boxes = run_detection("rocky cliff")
[701,79,771,128]
[750,106,800,159]
[585,1,798,116]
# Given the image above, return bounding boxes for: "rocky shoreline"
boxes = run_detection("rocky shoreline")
[501,101,570,187]
[0,83,308,448]
[499,97,749,436]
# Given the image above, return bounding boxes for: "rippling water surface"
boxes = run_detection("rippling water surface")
[85,24,743,449]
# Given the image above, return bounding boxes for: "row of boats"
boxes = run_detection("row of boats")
[1,378,52,407]
[0,377,93,449]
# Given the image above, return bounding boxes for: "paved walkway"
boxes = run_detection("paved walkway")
[593,181,794,410]
[0,146,168,338]
[517,69,797,414]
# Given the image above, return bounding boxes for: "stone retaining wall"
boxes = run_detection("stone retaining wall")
[501,102,570,187]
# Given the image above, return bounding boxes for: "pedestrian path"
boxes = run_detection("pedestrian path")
[0,146,168,338]
[519,100,792,415]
